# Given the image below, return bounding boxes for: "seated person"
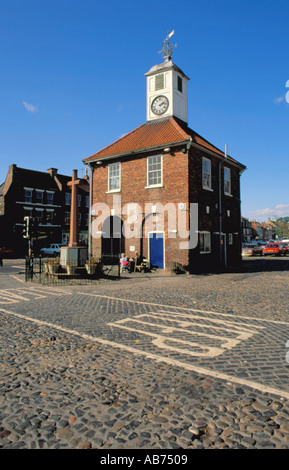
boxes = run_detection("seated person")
[120,254,130,270]
[129,252,143,272]
[135,251,143,265]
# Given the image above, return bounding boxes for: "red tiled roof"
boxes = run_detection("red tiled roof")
[83,117,245,168]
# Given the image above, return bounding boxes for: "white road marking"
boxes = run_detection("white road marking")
[0,290,30,303]
[9,275,25,283]
[0,286,72,304]
[77,292,289,325]
[1,305,289,401]
[107,311,265,357]
[109,320,226,357]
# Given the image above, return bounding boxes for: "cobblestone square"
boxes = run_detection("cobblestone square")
[1,258,289,449]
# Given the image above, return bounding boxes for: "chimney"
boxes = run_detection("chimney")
[9,164,17,174]
[47,168,58,177]
[83,168,89,180]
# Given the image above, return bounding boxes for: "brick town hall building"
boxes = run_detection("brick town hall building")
[83,36,246,272]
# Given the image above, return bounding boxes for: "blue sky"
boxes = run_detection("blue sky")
[1,0,288,221]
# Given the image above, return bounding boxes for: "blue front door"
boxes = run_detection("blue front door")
[149,232,164,269]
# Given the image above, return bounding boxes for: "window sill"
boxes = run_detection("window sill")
[145,184,164,189]
[202,186,213,192]
[16,201,61,208]
[106,189,121,194]
[224,192,233,197]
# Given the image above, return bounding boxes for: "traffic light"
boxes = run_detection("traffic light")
[23,216,30,239]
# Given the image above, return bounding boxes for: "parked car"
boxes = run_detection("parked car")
[40,244,62,256]
[256,241,267,247]
[242,243,263,256]
[263,243,288,256]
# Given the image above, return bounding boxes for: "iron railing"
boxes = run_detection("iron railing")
[25,253,120,285]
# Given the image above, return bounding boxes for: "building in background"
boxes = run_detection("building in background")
[0,165,89,257]
[83,35,246,272]
[251,218,274,241]
[241,217,253,242]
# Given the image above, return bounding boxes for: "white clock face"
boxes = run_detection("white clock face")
[151,95,169,115]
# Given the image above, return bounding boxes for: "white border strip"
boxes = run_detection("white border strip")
[9,275,25,283]
[76,292,289,325]
[1,307,289,400]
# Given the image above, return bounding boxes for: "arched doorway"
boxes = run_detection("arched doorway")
[101,216,124,256]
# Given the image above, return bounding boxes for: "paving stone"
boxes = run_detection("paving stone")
[1,266,289,449]
[252,400,270,412]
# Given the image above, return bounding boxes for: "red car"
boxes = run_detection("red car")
[263,243,288,256]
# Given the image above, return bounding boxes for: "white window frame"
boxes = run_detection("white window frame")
[24,189,33,203]
[65,192,71,206]
[35,207,44,224]
[46,191,54,205]
[65,211,70,225]
[228,233,233,245]
[202,157,212,190]
[199,231,211,254]
[107,162,121,193]
[146,155,163,188]
[45,208,54,225]
[224,167,231,195]
[35,190,44,204]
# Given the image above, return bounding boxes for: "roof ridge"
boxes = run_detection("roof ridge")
[83,117,245,169]
[169,117,191,140]
[171,118,244,165]
[167,117,225,156]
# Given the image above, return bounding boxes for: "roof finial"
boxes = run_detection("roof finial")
[159,30,177,61]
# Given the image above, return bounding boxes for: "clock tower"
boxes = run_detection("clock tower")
[145,31,189,124]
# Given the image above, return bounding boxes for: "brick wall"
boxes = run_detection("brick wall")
[188,147,242,271]
[90,146,242,271]
[91,147,190,268]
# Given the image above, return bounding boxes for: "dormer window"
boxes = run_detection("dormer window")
[155,74,164,91]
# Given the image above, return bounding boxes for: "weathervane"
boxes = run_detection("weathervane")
[159,30,177,61]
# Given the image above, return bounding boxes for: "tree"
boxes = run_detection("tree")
[273,217,289,239]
